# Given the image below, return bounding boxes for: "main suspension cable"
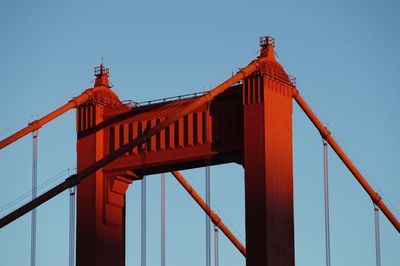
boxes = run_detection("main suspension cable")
[171,171,246,257]
[184,171,245,243]
[293,88,400,233]
[0,166,76,215]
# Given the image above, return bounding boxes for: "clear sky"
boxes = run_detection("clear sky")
[0,0,399,265]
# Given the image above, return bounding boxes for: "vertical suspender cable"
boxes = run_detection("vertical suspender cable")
[323,139,331,266]
[161,173,166,266]
[206,163,211,266]
[126,189,129,266]
[30,130,38,266]
[141,176,146,266]
[69,186,76,266]
[374,203,381,266]
[214,225,219,266]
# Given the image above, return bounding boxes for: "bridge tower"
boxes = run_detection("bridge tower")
[243,36,294,265]
[76,64,134,266]
[1,36,399,266]
[75,37,295,266]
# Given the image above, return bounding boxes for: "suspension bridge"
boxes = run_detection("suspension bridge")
[0,36,398,266]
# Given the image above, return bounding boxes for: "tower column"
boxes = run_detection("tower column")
[76,65,131,266]
[243,37,295,266]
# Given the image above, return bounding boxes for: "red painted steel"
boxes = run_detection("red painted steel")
[1,36,398,266]
[101,86,244,177]
[72,53,262,265]
[0,63,252,231]
[75,68,130,266]
[0,64,113,150]
[0,101,75,149]
[293,88,400,233]
[243,41,295,266]
[171,171,246,257]
[0,38,294,266]
[0,92,93,150]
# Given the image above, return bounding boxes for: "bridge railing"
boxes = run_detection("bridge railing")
[121,91,207,109]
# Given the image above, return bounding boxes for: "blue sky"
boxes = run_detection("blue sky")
[0,0,399,265]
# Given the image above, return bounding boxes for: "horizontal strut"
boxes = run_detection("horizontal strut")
[292,88,400,233]
[171,171,246,257]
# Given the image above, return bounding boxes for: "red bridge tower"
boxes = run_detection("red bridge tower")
[75,37,295,266]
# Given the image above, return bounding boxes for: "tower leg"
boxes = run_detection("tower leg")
[76,103,132,266]
[243,74,294,266]
[76,150,132,266]
[76,169,131,266]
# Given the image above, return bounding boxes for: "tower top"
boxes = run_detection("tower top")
[258,36,296,85]
[259,36,276,60]
[259,36,275,48]
[94,63,110,87]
